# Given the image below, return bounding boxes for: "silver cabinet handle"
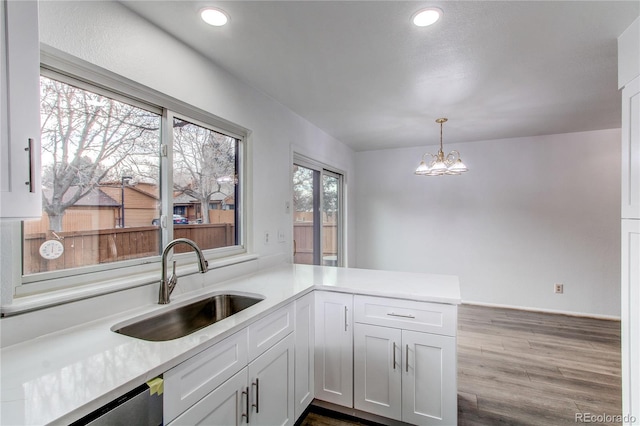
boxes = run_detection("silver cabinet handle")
[387,312,416,319]
[406,344,409,373]
[344,306,348,331]
[393,342,397,370]
[252,378,259,413]
[242,386,250,423]
[25,138,35,192]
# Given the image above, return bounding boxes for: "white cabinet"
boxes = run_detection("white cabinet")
[1,0,42,219]
[165,302,295,426]
[619,17,640,426]
[314,291,353,407]
[294,292,314,418]
[402,330,456,425]
[169,368,249,426]
[621,76,640,219]
[247,302,294,361]
[622,219,640,425]
[248,333,295,426]
[353,323,402,419]
[353,296,457,425]
[164,329,249,424]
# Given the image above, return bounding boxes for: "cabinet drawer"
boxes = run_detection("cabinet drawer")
[164,329,248,423]
[354,295,456,336]
[248,302,294,361]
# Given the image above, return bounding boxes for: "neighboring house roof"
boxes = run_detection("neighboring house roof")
[173,193,198,205]
[99,182,160,201]
[42,187,120,207]
[173,192,234,205]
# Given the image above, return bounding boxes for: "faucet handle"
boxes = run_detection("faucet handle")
[172,260,177,276]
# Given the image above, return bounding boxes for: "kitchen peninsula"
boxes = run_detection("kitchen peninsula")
[0,264,461,425]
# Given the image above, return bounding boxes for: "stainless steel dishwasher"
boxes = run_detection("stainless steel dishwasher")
[69,383,163,426]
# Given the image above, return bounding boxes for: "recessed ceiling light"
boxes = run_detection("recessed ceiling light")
[200,7,229,26]
[412,8,442,27]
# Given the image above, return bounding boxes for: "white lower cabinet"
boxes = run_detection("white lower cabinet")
[168,334,295,426]
[164,302,295,426]
[314,291,353,408]
[248,333,295,426]
[402,330,456,425]
[354,296,457,425]
[164,293,458,426]
[294,292,315,418]
[169,368,249,426]
[353,323,402,420]
[164,329,249,423]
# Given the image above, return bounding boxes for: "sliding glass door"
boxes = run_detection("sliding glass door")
[293,159,343,266]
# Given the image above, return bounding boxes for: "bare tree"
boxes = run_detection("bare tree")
[39,76,160,231]
[172,118,237,224]
[293,165,314,212]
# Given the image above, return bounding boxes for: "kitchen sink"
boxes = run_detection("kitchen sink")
[113,294,264,341]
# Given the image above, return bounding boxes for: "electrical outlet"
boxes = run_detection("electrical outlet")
[554,283,564,294]
[264,231,270,244]
[285,201,290,214]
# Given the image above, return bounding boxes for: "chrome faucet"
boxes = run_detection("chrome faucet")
[159,238,208,304]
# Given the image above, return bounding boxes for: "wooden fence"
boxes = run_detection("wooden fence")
[293,222,337,265]
[24,224,235,275]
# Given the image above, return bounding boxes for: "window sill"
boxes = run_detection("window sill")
[1,253,259,317]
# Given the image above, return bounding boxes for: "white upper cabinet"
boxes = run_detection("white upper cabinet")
[1,0,41,219]
[618,16,640,91]
[619,16,640,426]
[621,76,640,219]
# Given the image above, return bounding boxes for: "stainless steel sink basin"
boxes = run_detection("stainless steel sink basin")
[113,294,264,341]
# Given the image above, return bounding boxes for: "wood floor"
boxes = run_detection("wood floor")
[300,304,622,426]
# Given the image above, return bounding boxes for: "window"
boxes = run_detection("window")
[171,116,239,251]
[292,157,344,266]
[18,69,245,293]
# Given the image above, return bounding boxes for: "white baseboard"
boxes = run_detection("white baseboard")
[462,300,621,321]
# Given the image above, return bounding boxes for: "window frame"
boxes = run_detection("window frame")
[292,153,345,267]
[10,46,250,298]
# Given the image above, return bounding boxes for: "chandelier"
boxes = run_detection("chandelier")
[414,118,468,176]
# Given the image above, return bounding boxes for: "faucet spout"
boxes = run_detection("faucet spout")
[159,238,208,304]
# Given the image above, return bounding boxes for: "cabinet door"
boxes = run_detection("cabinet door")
[294,292,315,418]
[249,333,295,426]
[622,219,640,423]
[248,302,294,361]
[622,76,640,219]
[168,368,249,426]
[1,0,42,219]
[353,323,402,420]
[314,291,353,407]
[402,330,457,426]
[163,329,248,423]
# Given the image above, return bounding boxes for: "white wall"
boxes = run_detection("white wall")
[38,0,356,267]
[0,1,358,346]
[355,129,621,317]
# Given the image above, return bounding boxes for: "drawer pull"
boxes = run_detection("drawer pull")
[242,386,250,423]
[387,312,416,319]
[25,138,35,192]
[392,342,397,370]
[406,344,409,373]
[252,378,260,413]
[344,306,348,331]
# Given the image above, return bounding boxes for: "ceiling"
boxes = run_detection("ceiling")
[121,1,640,151]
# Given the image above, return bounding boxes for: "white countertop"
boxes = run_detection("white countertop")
[0,264,460,425]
